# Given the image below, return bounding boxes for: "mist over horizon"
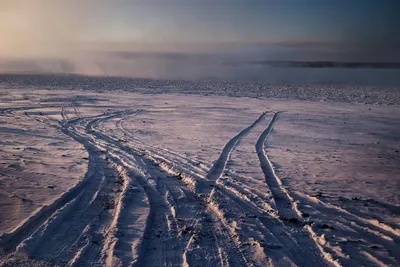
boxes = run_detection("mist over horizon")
[1,0,399,79]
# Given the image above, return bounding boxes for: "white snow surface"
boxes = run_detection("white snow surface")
[0,87,399,266]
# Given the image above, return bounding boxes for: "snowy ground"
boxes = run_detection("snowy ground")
[0,87,399,266]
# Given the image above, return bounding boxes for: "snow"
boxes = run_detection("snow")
[1,73,400,105]
[0,83,399,266]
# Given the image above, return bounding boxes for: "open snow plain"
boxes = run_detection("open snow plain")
[0,82,399,266]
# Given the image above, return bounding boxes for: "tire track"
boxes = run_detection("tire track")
[78,109,334,266]
[205,112,267,183]
[0,111,136,266]
[255,112,338,266]
[255,112,300,220]
[0,120,98,257]
[89,111,249,266]
[0,107,333,266]
[84,112,185,266]
[115,111,210,175]
[90,118,205,266]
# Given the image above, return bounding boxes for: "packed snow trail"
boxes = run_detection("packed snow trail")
[199,112,332,267]
[1,114,124,266]
[255,112,300,220]
[87,111,249,267]
[205,112,267,183]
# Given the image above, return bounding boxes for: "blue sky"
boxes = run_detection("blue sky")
[1,0,399,61]
[79,1,399,45]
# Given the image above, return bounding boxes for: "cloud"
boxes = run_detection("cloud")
[0,0,89,58]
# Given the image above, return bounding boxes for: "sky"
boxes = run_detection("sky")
[0,0,399,62]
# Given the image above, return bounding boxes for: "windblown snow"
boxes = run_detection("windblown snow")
[0,84,399,266]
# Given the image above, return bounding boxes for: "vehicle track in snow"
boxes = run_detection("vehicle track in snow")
[255,112,301,220]
[204,112,267,185]
[0,107,338,266]
[87,111,249,267]
[113,110,334,266]
[0,112,130,266]
[1,88,398,266]
[108,110,334,266]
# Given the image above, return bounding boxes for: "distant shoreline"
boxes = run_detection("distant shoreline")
[228,61,400,69]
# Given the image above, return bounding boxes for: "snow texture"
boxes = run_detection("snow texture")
[0,82,399,266]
